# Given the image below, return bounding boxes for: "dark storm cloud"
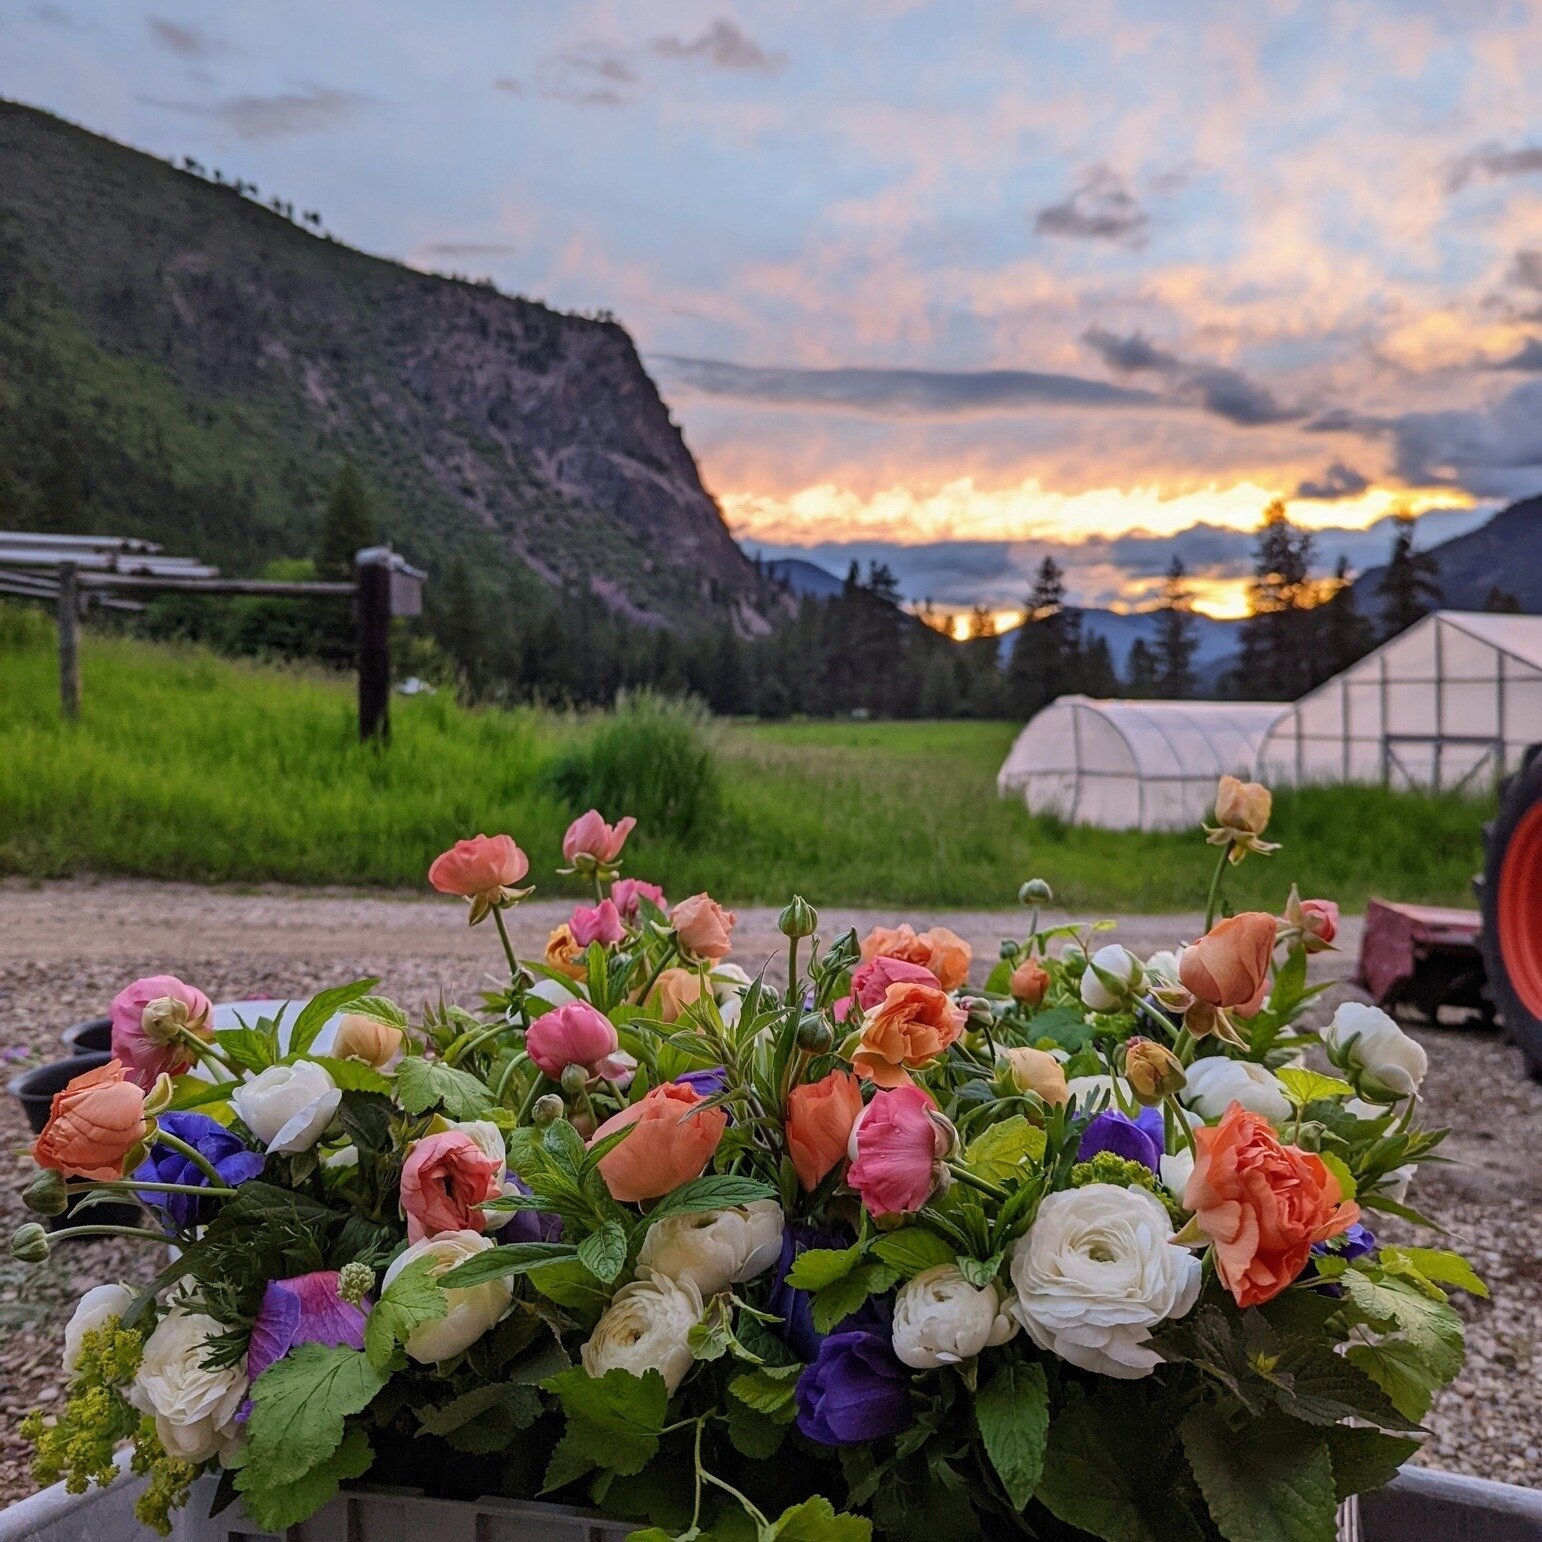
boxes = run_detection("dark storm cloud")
[1446,143,1542,193]
[1033,167,1148,246]
[1294,461,1372,499]
[652,19,786,72]
[142,83,370,139]
[146,16,227,59]
[650,356,1164,415]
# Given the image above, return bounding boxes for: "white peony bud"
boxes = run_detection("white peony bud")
[128,1310,246,1463]
[582,1271,703,1393]
[231,1060,341,1154]
[63,1282,135,1374]
[1326,1003,1427,1101]
[1008,1184,1200,1379]
[1180,1057,1291,1124]
[1080,946,1144,1012]
[891,1264,1017,1368]
[636,1200,784,1297]
[381,1231,511,1363]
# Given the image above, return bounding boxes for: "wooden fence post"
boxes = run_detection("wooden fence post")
[56,562,80,722]
[356,553,391,743]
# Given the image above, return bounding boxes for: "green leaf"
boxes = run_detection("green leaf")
[1317,1151,1356,1203]
[642,1173,778,1225]
[784,1243,862,1293]
[1339,1271,1465,1419]
[870,1228,956,1279]
[962,1115,1046,1187]
[1323,1426,1421,1504]
[244,1344,387,1482]
[416,1383,544,1452]
[290,978,379,1057]
[527,1256,613,1315]
[349,994,407,1027]
[976,1361,1049,1510]
[729,1365,802,1421]
[577,1220,630,1284]
[364,1256,448,1369]
[396,1055,495,1118]
[768,1496,872,1541]
[1380,1246,1487,1299]
[302,1055,392,1094]
[540,1366,669,1489]
[1276,1068,1354,1106]
[216,1025,278,1074]
[810,1262,897,1334]
[438,1240,578,1290]
[725,1397,787,1460]
[957,1251,1005,1289]
[1181,1407,1337,1542]
[1268,1341,1421,1432]
[235,1424,374,1531]
[1025,1005,1100,1054]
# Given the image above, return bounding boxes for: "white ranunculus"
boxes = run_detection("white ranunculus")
[1144,950,1182,987]
[1158,1149,1195,1202]
[528,976,586,1007]
[637,1199,784,1297]
[1180,1057,1291,1123]
[128,1310,246,1463]
[1080,945,1144,1012]
[1008,1184,1201,1379]
[231,1060,341,1153]
[1064,1074,1127,1109]
[1326,1003,1427,1101]
[710,963,753,1003]
[63,1283,135,1374]
[381,1231,511,1363]
[582,1271,703,1393]
[1378,1163,1416,1205]
[891,1265,1017,1368]
[450,1119,508,1171]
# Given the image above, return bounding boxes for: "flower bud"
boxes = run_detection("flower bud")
[12,1223,50,1262]
[22,1169,69,1216]
[1122,1038,1187,1106]
[797,1014,834,1054]
[998,1046,1069,1106]
[1009,957,1050,1008]
[1019,878,1053,905]
[559,1064,589,1098]
[337,1262,375,1306]
[1214,775,1271,836]
[778,895,819,940]
[140,995,192,1046]
[142,1073,176,1117]
[998,938,1019,961]
[531,1093,565,1127]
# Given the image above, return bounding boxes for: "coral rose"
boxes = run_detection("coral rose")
[847,1084,954,1218]
[1184,1102,1359,1307]
[591,1083,727,1203]
[1179,912,1277,1013]
[852,982,967,1088]
[526,1000,622,1081]
[648,968,705,1024]
[570,899,625,949]
[34,1059,148,1181]
[400,1130,503,1244]
[544,924,588,980]
[786,1071,864,1191]
[562,810,636,866]
[1009,957,1050,1007]
[110,974,213,1090]
[859,924,972,991]
[672,893,737,961]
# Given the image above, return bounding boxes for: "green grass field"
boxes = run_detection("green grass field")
[0,609,1491,911]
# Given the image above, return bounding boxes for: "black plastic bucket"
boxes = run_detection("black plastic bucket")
[7,1053,145,1231]
[60,1017,113,1055]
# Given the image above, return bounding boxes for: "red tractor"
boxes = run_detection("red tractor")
[1479,745,1542,1079]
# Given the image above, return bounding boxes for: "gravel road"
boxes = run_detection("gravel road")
[1,879,1536,1503]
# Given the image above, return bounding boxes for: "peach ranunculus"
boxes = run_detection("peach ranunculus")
[109,974,214,1090]
[834,956,940,1022]
[786,1071,864,1191]
[562,810,636,868]
[428,834,531,924]
[859,924,972,991]
[526,1000,622,1081]
[1185,1102,1359,1308]
[400,1130,503,1244]
[544,924,588,980]
[1206,776,1280,863]
[672,893,737,962]
[648,968,705,1024]
[999,1046,1069,1106]
[1179,912,1278,1013]
[590,1083,727,1203]
[33,1059,148,1181]
[331,1013,407,1072]
[853,982,967,1088]
[1009,957,1050,1007]
[570,899,626,949]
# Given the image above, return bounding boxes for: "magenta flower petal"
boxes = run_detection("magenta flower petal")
[247,1270,369,1386]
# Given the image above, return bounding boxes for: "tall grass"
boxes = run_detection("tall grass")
[0,610,1492,909]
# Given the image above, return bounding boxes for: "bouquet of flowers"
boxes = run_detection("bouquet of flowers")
[15,783,1481,1541]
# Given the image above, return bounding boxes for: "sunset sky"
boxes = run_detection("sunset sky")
[5,0,1541,616]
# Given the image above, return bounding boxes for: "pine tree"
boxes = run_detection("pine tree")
[315,462,377,579]
[1483,584,1522,613]
[1154,556,1198,697]
[1377,511,1441,639]
[1316,554,1374,679]
[1234,500,1318,699]
[1079,635,1119,697]
[1005,557,1071,717]
[1126,638,1159,696]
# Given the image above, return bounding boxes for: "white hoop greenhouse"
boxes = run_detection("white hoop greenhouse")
[1258,610,1542,793]
[996,696,1289,832]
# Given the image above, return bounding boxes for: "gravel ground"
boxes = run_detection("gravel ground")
[0,880,1536,1504]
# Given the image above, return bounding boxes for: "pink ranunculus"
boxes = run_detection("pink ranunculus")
[428,835,529,900]
[562,810,637,866]
[611,878,668,922]
[399,1131,503,1244]
[570,899,626,949]
[525,1000,623,1082]
[672,893,737,961]
[846,1084,955,1218]
[109,974,213,1090]
[1298,898,1340,952]
[850,957,940,1010]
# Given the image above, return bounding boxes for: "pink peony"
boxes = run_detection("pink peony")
[525,1000,624,1082]
[399,1131,502,1244]
[569,899,626,949]
[611,878,668,922]
[562,810,636,866]
[846,1084,954,1218]
[428,834,529,898]
[109,974,213,1090]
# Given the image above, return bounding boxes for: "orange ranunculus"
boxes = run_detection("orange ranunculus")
[648,968,704,1024]
[591,1083,727,1203]
[1179,912,1278,1012]
[853,982,967,1088]
[1009,957,1050,1007]
[859,924,972,991]
[672,893,736,961]
[786,1071,864,1191]
[1184,1102,1359,1308]
[544,923,588,980]
[33,1059,148,1181]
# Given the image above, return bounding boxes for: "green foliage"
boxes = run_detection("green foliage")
[1181,1408,1337,1542]
[976,1362,1049,1510]
[363,1256,448,1369]
[540,1366,669,1490]
[315,462,377,579]
[395,1056,495,1118]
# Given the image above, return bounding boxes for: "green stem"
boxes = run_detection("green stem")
[446,1021,513,1066]
[1202,846,1230,933]
[700,1468,770,1531]
[786,934,800,998]
[946,1163,1010,1203]
[38,1224,175,1246]
[492,907,522,983]
[494,1051,529,1108]
[178,1026,237,1081]
[638,941,679,1008]
[517,1073,551,1124]
[1165,1095,1198,1162]
[151,1130,228,1187]
[67,1179,237,1198]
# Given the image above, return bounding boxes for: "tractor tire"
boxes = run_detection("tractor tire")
[1479,744,1542,1079]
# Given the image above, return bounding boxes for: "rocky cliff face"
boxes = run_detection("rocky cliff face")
[0,100,770,629]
